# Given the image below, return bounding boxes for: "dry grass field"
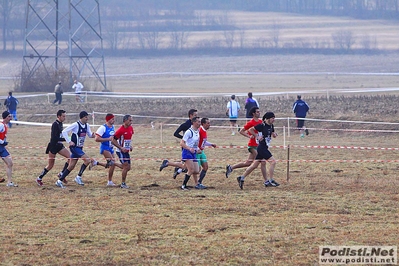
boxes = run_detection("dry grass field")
[1,11,399,266]
[1,93,399,265]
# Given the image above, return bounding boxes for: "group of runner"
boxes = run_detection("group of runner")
[1,93,310,190]
[159,106,280,190]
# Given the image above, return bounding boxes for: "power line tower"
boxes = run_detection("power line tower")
[21,0,107,92]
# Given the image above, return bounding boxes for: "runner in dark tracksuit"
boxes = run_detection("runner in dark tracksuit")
[292,95,310,138]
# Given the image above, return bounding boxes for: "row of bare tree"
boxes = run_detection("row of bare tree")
[0,0,394,53]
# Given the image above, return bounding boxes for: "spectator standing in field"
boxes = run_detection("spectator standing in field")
[292,95,310,138]
[95,113,123,187]
[159,109,198,178]
[3,92,19,128]
[226,95,240,135]
[180,116,201,190]
[225,106,263,178]
[72,80,84,102]
[36,110,70,186]
[112,114,134,189]
[195,117,217,189]
[0,111,18,187]
[237,112,279,190]
[53,82,63,105]
[56,111,98,188]
[244,92,259,120]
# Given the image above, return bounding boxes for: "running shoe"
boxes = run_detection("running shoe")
[74,176,84,186]
[225,165,233,178]
[120,182,130,189]
[237,176,244,190]
[6,182,18,187]
[55,180,65,188]
[181,185,189,191]
[0,178,5,183]
[195,183,207,189]
[270,179,280,187]
[36,178,43,187]
[173,167,180,179]
[159,159,168,171]
[107,181,117,187]
[89,160,98,170]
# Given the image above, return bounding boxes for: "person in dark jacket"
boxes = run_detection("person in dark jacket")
[3,92,19,128]
[244,92,259,119]
[292,95,310,138]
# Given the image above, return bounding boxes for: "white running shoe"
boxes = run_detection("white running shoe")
[6,182,18,187]
[74,176,84,186]
[55,180,65,188]
[107,181,116,187]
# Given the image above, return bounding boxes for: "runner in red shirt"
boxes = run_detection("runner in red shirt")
[195,117,217,189]
[225,106,263,178]
[112,115,134,189]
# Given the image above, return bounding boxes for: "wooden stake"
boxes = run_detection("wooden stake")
[287,144,290,182]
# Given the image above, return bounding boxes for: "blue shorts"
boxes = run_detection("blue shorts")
[100,146,114,155]
[182,149,197,162]
[116,151,131,164]
[0,146,10,158]
[70,146,85,158]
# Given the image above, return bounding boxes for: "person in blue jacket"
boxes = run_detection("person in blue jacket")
[3,92,19,128]
[292,95,310,138]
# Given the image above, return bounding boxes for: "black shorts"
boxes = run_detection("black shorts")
[46,143,65,154]
[296,117,305,129]
[255,146,273,161]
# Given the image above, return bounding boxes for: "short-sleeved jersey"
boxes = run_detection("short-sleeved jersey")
[243,118,262,147]
[226,100,240,118]
[0,122,8,142]
[198,126,208,150]
[182,127,199,150]
[114,125,134,152]
[96,124,115,150]
[254,122,275,148]
[62,121,92,148]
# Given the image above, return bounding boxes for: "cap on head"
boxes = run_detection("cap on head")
[2,111,10,119]
[105,114,115,122]
[263,112,275,120]
[79,111,89,119]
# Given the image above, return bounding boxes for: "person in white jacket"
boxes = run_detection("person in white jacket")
[226,95,240,135]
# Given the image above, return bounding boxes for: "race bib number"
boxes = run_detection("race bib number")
[78,136,85,147]
[266,137,271,147]
[123,140,131,148]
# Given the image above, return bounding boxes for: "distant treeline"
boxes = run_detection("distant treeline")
[1,0,398,54]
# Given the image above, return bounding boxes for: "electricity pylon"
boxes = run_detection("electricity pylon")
[21,0,107,92]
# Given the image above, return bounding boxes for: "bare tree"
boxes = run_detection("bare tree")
[0,0,23,51]
[169,21,190,50]
[238,29,245,48]
[223,30,235,48]
[360,34,378,50]
[331,30,356,50]
[270,21,281,48]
